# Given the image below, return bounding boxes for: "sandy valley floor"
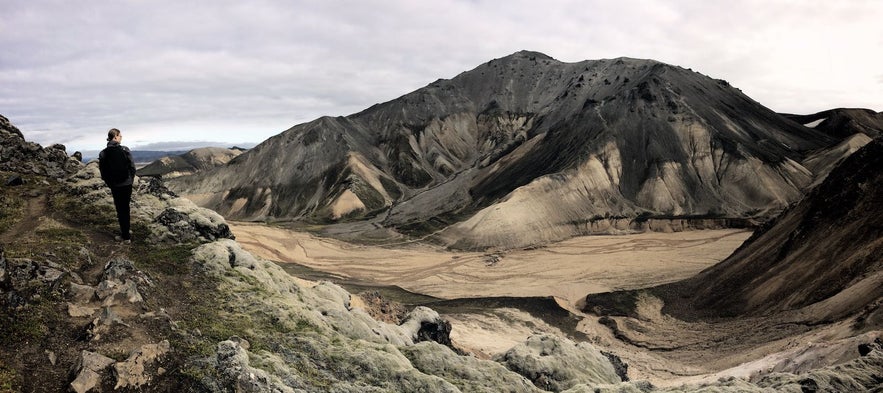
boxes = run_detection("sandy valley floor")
[229,222,750,307]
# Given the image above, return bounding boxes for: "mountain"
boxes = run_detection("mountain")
[786,108,880,185]
[81,150,190,165]
[583,138,883,325]
[783,108,883,139]
[656,138,883,321]
[169,51,838,249]
[136,146,246,178]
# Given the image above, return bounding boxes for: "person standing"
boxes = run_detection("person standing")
[98,128,136,242]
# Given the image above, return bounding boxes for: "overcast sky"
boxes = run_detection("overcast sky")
[2,0,881,153]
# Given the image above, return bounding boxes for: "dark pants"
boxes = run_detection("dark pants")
[110,185,132,240]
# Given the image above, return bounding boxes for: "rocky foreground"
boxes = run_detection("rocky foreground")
[3,114,883,392]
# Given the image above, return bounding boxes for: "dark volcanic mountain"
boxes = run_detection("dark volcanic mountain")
[169,51,837,249]
[784,108,883,139]
[786,108,880,184]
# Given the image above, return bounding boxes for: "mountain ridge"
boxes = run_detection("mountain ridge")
[169,51,840,249]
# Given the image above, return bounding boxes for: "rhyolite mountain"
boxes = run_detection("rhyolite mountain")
[583,137,883,328]
[137,146,246,179]
[660,137,883,322]
[168,51,841,249]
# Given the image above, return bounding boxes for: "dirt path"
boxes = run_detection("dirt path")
[0,190,47,244]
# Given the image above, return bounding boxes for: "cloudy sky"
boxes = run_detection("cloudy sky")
[2,1,881,153]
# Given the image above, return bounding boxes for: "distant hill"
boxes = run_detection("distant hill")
[137,147,246,178]
[131,150,188,165]
[80,150,187,164]
[790,108,881,186]
[783,108,883,139]
[169,51,845,249]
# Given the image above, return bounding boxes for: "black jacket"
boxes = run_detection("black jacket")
[98,141,136,187]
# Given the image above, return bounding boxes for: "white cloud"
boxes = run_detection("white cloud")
[2,0,881,152]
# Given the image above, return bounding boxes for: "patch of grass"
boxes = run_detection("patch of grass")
[130,220,152,243]
[0,361,21,393]
[131,242,195,276]
[175,303,263,356]
[35,227,87,244]
[225,269,265,292]
[4,227,90,271]
[0,194,23,234]
[0,289,64,345]
[48,192,117,231]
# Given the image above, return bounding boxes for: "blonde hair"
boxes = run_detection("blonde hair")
[107,128,121,142]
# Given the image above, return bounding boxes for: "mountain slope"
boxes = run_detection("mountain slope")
[578,137,882,386]
[784,108,883,139]
[583,137,883,326]
[789,108,881,185]
[659,138,883,321]
[169,51,836,249]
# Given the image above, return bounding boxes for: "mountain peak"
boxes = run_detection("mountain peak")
[507,50,556,61]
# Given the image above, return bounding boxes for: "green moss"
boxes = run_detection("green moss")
[5,240,89,274]
[48,192,117,231]
[294,319,317,333]
[0,290,63,345]
[34,227,87,244]
[226,269,264,292]
[175,303,265,356]
[0,194,23,234]
[0,361,21,393]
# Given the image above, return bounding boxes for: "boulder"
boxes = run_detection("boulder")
[153,199,234,243]
[4,175,24,186]
[0,114,83,177]
[69,350,115,393]
[68,282,96,304]
[213,340,297,393]
[96,258,152,306]
[497,334,621,391]
[113,340,171,389]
